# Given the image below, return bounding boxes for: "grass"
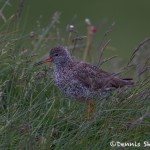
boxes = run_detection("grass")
[0,9,150,150]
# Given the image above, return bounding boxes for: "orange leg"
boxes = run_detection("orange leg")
[86,101,95,118]
[77,99,95,118]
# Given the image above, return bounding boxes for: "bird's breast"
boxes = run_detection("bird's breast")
[54,67,71,88]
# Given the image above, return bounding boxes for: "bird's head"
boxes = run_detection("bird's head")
[34,46,72,66]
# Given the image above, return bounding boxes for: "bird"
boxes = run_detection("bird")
[34,46,133,116]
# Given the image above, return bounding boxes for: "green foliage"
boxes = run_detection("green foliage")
[0,10,150,150]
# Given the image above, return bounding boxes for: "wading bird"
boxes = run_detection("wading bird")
[34,46,133,116]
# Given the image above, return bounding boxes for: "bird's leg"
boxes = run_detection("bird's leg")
[77,99,95,118]
[85,101,95,118]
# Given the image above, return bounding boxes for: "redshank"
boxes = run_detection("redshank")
[34,46,133,115]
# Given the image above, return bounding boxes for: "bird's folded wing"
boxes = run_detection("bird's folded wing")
[73,62,133,90]
[73,62,110,90]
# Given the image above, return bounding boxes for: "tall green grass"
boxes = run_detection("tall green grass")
[0,8,150,150]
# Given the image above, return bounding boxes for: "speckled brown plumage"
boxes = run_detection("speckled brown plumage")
[35,46,133,101]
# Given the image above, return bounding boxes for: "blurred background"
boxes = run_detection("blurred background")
[1,0,150,60]
[0,2,149,149]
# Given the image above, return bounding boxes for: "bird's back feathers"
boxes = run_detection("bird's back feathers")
[71,61,133,90]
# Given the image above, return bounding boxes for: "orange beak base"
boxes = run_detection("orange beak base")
[34,57,53,66]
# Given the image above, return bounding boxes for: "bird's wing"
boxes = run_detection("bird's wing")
[73,62,133,90]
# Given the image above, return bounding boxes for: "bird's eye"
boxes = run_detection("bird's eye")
[54,54,58,56]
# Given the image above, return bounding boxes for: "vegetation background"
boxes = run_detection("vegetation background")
[0,0,149,149]
[2,0,150,59]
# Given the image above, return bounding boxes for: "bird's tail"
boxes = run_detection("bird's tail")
[110,77,134,88]
[122,78,134,86]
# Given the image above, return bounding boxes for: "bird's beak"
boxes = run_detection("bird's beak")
[34,57,53,66]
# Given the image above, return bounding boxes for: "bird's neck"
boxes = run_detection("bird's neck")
[54,58,73,69]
